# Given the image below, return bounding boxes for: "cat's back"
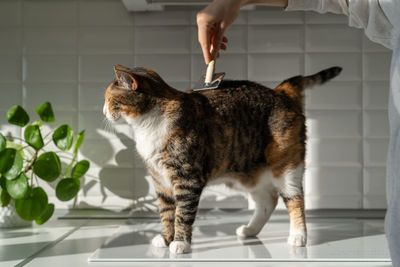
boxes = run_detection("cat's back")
[191,80,277,118]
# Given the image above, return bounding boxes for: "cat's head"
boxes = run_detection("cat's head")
[103,64,169,122]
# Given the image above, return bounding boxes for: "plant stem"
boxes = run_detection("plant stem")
[63,151,77,178]
[72,195,78,209]
[30,172,34,187]
[23,150,38,174]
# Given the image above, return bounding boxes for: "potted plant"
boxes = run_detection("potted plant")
[0,102,89,227]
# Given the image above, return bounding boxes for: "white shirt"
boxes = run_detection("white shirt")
[286,1,400,266]
[286,0,398,48]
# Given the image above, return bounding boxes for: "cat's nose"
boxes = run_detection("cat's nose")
[103,103,107,116]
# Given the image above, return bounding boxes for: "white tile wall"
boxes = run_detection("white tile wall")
[23,0,78,26]
[24,27,77,55]
[249,53,304,81]
[135,26,190,54]
[248,25,304,53]
[0,28,22,54]
[0,0,392,210]
[23,55,78,82]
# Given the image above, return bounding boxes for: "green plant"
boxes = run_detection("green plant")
[0,102,89,225]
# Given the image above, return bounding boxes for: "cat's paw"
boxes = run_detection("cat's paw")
[152,234,168,248]
[236,225,259,238]
[169,241,191,254]
[287,233,307,247]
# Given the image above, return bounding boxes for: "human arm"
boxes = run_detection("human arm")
[197,0,288,64]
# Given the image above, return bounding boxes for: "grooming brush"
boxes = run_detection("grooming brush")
[193,54,225,91]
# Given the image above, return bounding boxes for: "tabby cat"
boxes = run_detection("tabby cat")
[103,64,342,254]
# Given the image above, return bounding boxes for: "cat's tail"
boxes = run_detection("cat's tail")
[274,66,342,100]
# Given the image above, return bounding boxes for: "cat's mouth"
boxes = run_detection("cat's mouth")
[103,102,121,122]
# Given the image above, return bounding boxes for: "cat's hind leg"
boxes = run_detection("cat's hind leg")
[236,190,278,238]
[275,164,307,247]
[283,194,307,247]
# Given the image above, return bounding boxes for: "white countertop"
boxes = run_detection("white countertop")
[0,209,392,267]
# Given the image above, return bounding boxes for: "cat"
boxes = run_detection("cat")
[103,64,342,254]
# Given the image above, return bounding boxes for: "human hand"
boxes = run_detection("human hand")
[196,0,243,64]
[197,0,288,64]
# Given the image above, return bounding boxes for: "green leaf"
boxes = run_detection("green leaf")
[35,102,55,123]
[33,152,61,182]
[73,130,85,154]
[15,187,48,221]
[6,141,23,151]
[0,187,11,207]
[24,125,44,150]
[52,125,74,151]
[7,105,29,127]
[0,149,13,173]
[6,173,28,199]
[71,160,90,179]
[56,178,80,202]
[0,148,23,180]
[31,120,43,127]
[35,203,54,225]
[0,177,6,191]
[0,133,6,152]
[6,142,26,160]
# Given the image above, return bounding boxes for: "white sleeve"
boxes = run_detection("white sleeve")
[348,0,394,49]
[285,0,349,15]
[285,0,395,49]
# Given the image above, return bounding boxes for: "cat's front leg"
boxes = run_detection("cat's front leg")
[152,184,175,248]
[169,180,203,254]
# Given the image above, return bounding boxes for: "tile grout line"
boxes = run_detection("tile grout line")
[360,29,365,209]
[75,0,81,205]
[76,0,80,156]
[189,10,193,89]
[245,10,249,81]
[303,10,307,203]
[15,219,89,267]
[131,8,136,203]
[20,0,25,141]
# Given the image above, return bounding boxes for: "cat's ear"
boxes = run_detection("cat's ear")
[113,64,138,90]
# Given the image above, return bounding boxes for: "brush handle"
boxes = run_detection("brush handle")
[204,59,215,85]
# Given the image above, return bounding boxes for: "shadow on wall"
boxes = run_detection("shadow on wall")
[77,125,154,211]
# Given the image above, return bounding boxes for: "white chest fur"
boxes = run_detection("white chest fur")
[123,108,171,188]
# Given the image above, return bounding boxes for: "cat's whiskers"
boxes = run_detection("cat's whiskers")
[103,117,116,135]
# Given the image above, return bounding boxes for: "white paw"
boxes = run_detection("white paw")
[169,241,191,254]
[236,225,259,238]
[152,234,168,248]
[287,233,307,247]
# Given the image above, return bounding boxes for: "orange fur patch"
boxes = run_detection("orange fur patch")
[265,117,305,178]
[285,195,306,230]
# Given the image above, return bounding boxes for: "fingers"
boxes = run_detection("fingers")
[220,43,227,51]
[196,9,229,64]
[198,23,212,64]
[212,27,224,55]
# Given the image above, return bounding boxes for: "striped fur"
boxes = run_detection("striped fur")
[104,64,342,253]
